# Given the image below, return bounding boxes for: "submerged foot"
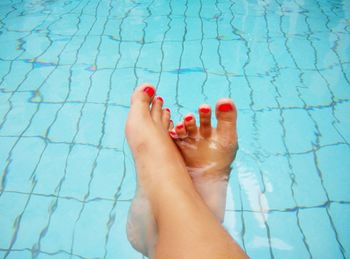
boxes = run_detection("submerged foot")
[170,99,238,222]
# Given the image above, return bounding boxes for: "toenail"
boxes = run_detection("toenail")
[165,108,170,113]
[156,96,163,103]
[218,103,233,112]
[176,124,184,129]
[144,86,155,97]
[169,131,177,137]
[199,107,210,113]
[185,115,193,122]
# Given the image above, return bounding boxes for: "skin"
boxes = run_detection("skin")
[125,84,247,259]
[170,99,238,223]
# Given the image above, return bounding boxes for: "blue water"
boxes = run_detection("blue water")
[0,0,349,258]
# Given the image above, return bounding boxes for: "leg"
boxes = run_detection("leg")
[126,84,247,258]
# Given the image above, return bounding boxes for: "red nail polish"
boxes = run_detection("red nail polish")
[165,108,170,113]
[176,124,184,129]
[185,115,193,122]
[199,107,210,113]
[156,96,163,102]
[144,86,155,97]
[218,103,233,112]
[169,131,177,137]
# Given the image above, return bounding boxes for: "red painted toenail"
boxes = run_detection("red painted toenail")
[144,86,155,97]
[218,103,233,112]
[165,108,170,113]
[156,96,163,102]
[169,131,177,137]
[185,115,193,122]
[176,124,184,129]
[199,107,210,113]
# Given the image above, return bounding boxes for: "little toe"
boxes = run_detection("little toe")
[184,114,197,137]
[215,98,237,143]
[162,108,171,130]
[150,96,164,123]
[169,120,174,130]
[199,105,212,138]
[175,123,187,139]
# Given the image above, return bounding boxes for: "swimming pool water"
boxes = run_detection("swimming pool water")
[0,0,349,258]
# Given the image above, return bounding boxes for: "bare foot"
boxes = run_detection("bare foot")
[170,99,238,222]
[125,84,185,257]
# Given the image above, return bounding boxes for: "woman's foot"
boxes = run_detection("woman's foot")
[125,84,189,257]
[170,99,238,222]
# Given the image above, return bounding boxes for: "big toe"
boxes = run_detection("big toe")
[129,83,156,116]
[215,98,237,144]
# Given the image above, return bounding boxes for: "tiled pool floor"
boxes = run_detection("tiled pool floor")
[0,0,350,258]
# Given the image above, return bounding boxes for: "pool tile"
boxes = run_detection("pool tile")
[317,144,350,201]
[105,202,142,259]
[4,137,45,193]
[0,92,38,136]
[299,208,344,259]
[88,149,125,200]
[283,109,316,153]
[72,200,113,258]
[268,211,310,258]
[290,153,327,207]
[75,103,104,146]
[259,155,295,210]
[0,192,28,248]
[60,145,98,200]
[12,195,53,250]
[329,203,350,258]
[40,199,82,254]
[48,103,83,143]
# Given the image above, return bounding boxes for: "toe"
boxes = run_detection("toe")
[162,108,171,129]
[175,123,187,139]
[184,113,197,137]
[169,120,174,130]
[150,96,164,123]
[128,83,156,121]
[215,98,237,143]
[199,104,212,138]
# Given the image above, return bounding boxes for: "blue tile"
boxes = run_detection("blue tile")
[88,149,125,200]
[4,137,45,193]
[87,70,112,103]
[60,145,98,200]
[72,200,113,258]
[0,192,28,248]
[102,106,128,150]
[334,102,350,143]
[12,195,53,250]
[243,211,271,259]
[75,103,104,146]
[105,202,142,259]
[33,143,70,195]
[268,211,310,259]
[283,109,316,153]
[290,153,327,207]
[0,92,38,136]
[329,203,350,258]
[24,103,61,137]
[299,208,343,259]
[317,144,350,201]
[48,103,83,143]
[40,199,82,254]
